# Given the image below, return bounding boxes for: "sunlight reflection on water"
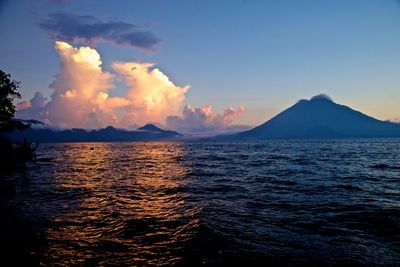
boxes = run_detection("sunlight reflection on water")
[41,142,199,266]
[7,139,400,266]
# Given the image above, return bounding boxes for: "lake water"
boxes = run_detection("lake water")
[5,139,400,266]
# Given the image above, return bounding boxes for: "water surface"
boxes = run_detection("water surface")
[7,139,400,266]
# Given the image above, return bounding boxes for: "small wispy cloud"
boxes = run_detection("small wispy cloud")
[39,13,161,50]
[390,118,400,124]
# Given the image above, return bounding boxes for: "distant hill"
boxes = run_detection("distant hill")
[7,124,182,143]
[217,95,400,140]
[137,123,181,136]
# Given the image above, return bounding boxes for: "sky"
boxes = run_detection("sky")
[0,0,399,133]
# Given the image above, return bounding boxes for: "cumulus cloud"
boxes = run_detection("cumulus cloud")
[166,104,246,135]
[39,13,161,50]
[112,62,189,126]
[17,41,188,129]
[16,92,47,121]
[42,41,119,128]
[16,41,244,133]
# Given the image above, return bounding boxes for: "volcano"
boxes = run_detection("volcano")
[235,94,400,139]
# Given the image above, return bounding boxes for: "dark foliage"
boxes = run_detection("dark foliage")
[0,70,37,166]
[0,70,29,133]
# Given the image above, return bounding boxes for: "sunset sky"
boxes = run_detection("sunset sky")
[1,0,399,132]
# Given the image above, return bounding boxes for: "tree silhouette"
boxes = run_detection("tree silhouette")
[0,70,27,132]
[0,70,37,163]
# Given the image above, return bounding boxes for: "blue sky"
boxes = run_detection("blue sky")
[1,0,399,126]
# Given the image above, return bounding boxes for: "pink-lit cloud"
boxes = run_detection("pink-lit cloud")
[43,41,118,128]
[166,104,247,135]
[16,41,188,129]
[16,41,247,133]
[112,62,189,126]
[16,91,47,121]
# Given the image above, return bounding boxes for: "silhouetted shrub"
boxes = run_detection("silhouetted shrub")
[0,70,37,169]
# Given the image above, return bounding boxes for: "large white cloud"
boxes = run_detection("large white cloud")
[16,41,247,133]
[112,62,189,126]
[17,41,189,129]
[43,41,118,128]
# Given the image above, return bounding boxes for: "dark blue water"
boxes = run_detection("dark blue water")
[6,139,400,266]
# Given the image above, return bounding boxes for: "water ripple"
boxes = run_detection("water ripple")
[5,139,400,266]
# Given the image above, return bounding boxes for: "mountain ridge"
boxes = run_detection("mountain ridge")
[214,95,400,140]
[7,124,182,143]
[7,95,400,142]
[136,123,182,136]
